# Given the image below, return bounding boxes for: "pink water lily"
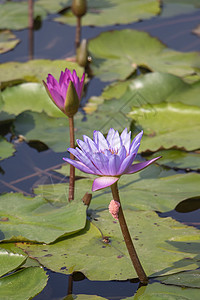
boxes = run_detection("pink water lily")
[63,128,161,191]
[43,68,85,114]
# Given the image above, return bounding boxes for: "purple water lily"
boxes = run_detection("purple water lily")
[43,68,85,113]
[63,128,161,191]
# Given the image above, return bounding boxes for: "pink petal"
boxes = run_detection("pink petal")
[125,157,161,174]
[92,176,119,192]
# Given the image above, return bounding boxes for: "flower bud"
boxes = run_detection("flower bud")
[76,39,88,67]
[72,0,87,18]
[64,81,80,117]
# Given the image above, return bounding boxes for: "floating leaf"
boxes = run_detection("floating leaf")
[0,2,47,30]
[88,30,200,81]
[0,60,84,89]
[54,0,160,27]
[0,193,87,243]
[18,210,200,281]
[129,102,200,152]
[64,295,107,300]
[2,83,63,118]
[37,0,70,13]
[0,30,20,54]
[0,248,27,277]
[148,150,200,171]
[0,137,15,161]
[157,269,200,288]
[0,267,48,300]
[131,282,200,300]
[51,163,200,213]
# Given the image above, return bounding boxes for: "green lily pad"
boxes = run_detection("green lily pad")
[51,163,200,213]
[0,137,15,161]
[0,60,84,89]
[0,248,27,277]
[85,72,200,115]
[54,0,160,27]
[148,150,200,171]
[0,267,48,300]
[2,83,63,118]
[64,295,107,300]
[0,30,20,54]
[18,210,200,281]
[157,269,200,288]
[37,0,70,13]
[161,0,199,18]
[0,2,47,30]
[131,282,200,300]
[129,102,200,152]
[0,193,87,243]
[88,29,200,81]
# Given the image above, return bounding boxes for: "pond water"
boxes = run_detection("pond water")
[1,1,200,299]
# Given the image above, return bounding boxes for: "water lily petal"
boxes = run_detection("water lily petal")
[68,147,99,173]
[77,139,90,156]
[92,152,109,175]
[48,89,64,110]
[108,155,121,176]
[106,128,115,146]
[121,128,131,154]
[118,143,140,174]
[93,131,108,151]
[83,135,98,152]
[118,145,127,163]
[63,157,96,174]
[110,130,122,151]
[130,131,143,153]
[126,157,161,174]
[92,176,119,191]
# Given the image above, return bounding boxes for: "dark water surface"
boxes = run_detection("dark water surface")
[1,5,200,300]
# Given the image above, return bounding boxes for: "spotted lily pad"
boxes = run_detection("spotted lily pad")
[157,269,200,288]
[0,267,48,300]
[129,102,200,152]
[0,60,84,89]
[0,137,15,161]
[0,2,47,30]
[18,210,200,281]
[54,0,160,27]
[0,193,87,243]
[88,30,200,81]
[0,30,20,54]
[37,0,70,13]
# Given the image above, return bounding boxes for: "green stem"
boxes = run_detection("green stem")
[111,182,148,284]
[68,116,75,202]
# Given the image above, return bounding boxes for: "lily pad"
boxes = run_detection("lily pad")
[0,60,84,89]
[54,0,160,27]
[0,137,15,161]
[132,282,200,300]
[36,163,200,215]
[65,295,107,300]
[37,0,70,13]
[18,210,200,281]
[0,248,27,277]
[158,269,200,288]
[88,29,200,81]
[1,83,63,118]
[0,30,20,54]
[0,193,87,243]
[0,267,48,300]
[148,150,200,171]
[129,102,200,152]
[0,2,47,30]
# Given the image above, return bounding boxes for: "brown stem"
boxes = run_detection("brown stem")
[67,274,73,295]
[111,182,148,284]
[28,0,34,60]
[75,16,81,49]
[68,117,75,202]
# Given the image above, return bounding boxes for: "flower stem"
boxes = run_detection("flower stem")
[75,16,81,48]
[68,116,75,202]
[111,182,148,284]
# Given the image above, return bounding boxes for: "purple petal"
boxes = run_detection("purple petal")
[48,89,64,110]
[121,128,131,154]
[110,130,122,151]
[91,152,109,175]
[130,131,143,154]
[92,176,119,191]
[83,135,98,152]
[63,157,96,174]
[106,128,115,146]
[108,155,121,176]
[118,145,127,163]
[93,131,108,151]
[125,157,161,174]
[118,143,140,174]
